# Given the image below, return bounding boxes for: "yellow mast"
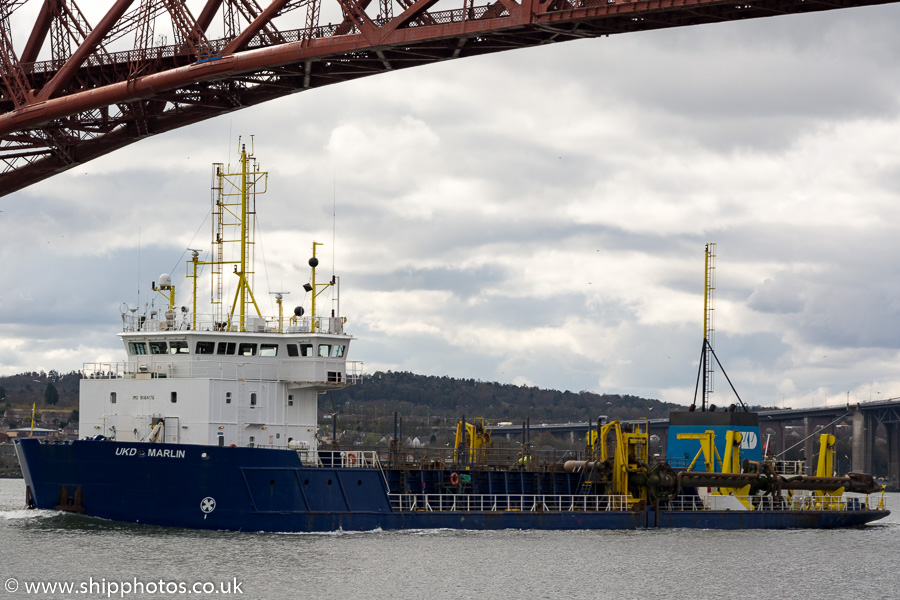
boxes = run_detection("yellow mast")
[304,242,335,332]
[228,145,264,331]
[702,243,716,410]
[187,142,267,332]
[270,292,288,333]
[188,249,200,330]
[151,277,175,311]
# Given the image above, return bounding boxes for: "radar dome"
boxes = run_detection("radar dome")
[158,273,172,287]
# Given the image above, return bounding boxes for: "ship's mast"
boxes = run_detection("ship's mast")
[692,242,748,412]
[702,242,716,411]
[231,145,258,331]
[187,142,268,331]
[303,241,335,332]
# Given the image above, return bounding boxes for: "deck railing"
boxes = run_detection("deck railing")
[389,493,637,513]
[316,450,381,468]
[666,493,882,512]
[121,312,348,335]
[81,359,364,384]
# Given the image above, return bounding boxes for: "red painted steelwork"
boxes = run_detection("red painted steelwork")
[1,0,898,195]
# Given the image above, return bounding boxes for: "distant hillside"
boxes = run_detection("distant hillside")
[0,370,80,429]
[0,369,681,435]
[328,371,679,425]
[0,370,79,407]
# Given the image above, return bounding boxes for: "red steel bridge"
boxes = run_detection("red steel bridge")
[0,0,897,195]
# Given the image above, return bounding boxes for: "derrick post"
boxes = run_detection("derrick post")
[803,416,834,476]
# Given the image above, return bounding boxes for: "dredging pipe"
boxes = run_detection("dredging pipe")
[677,471,880,495]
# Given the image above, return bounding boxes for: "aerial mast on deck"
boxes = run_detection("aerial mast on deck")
[702,243,716,411]
[303,242,336,333]
[186,141,268,331]
[692,243,748,412]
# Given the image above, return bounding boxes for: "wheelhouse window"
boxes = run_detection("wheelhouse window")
[128,342,148,355]
[331,345,345,358]
[318,344,331,358]
[239,343,257,356]
[286,344,299,357]
[299,343,313,357]
[169,341,189,354]
[217,342,236,355]
[260,344,278,357]
[149,341,168,355]
[196,341,215,354]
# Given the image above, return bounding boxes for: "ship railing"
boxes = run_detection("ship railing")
[81,362,129,379]
[366,445,592,471]
[667,493,879,512]
[81,360,364,385]
[316,450,381,468]
[121,312,349,335]
[774,460,806,476]
[781,494,881,512]
[667,459,807,475]
[388,493,637,513]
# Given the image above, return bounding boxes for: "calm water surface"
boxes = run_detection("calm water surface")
[0,478,898,600]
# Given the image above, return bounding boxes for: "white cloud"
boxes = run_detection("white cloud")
[4,4,900,413]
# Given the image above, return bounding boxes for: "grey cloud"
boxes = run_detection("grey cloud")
[748,277,805,314]
[4,5,900,409]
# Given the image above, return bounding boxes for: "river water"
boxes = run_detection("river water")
[0,477,898,600]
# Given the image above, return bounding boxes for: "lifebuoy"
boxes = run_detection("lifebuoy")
[450,472,459,485]
[347,452,358,466]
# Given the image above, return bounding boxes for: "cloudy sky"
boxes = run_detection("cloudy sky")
[2,2,900,411]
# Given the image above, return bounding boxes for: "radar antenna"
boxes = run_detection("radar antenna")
[269,292,290,333]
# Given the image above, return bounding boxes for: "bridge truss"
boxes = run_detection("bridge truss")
[0,0,896,195]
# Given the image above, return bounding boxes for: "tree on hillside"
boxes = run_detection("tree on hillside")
[45,382,59,406]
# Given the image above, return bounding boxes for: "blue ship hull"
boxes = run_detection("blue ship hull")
[15,438,888,532]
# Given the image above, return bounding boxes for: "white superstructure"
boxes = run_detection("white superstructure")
[79,143,361,452]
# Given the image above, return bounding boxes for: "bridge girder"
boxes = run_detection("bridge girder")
[1,0,896,195]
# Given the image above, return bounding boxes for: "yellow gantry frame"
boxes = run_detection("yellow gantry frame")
[816,433,836,478]
[454,418,493,463]
[813,433,844,508]
[587,421,648,501]
[678,430,752,508]
[679,431,720,473]
[677,430,746,475]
